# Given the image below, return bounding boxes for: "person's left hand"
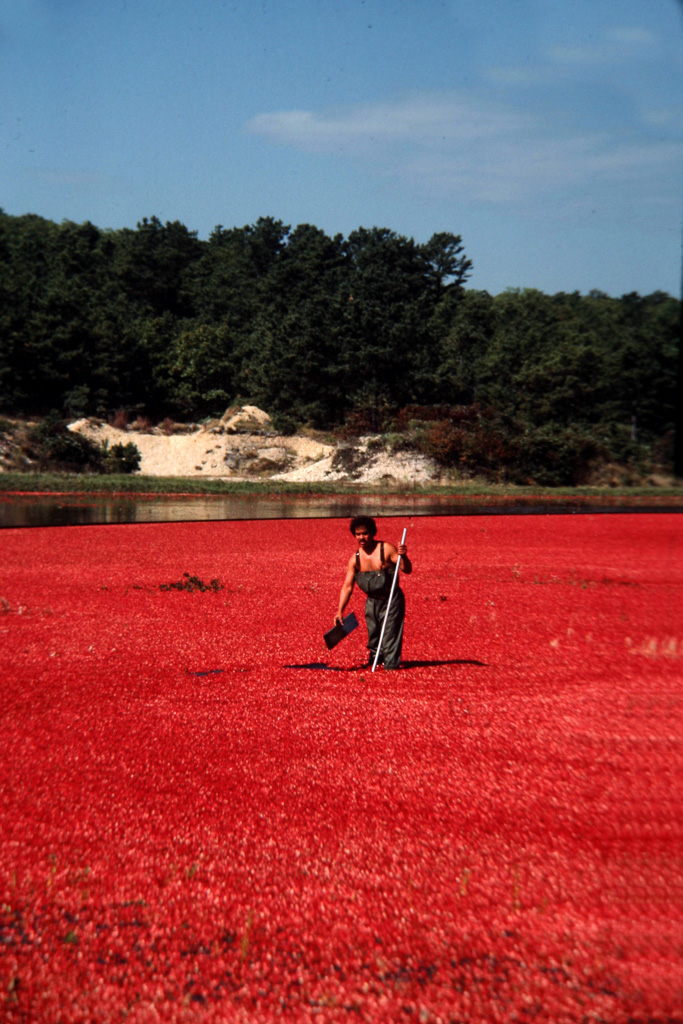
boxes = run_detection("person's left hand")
[397,544,408,557]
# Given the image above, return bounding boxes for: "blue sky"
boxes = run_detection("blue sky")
[2,0,682,296]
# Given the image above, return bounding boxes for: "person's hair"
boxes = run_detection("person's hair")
[350,515,377,537]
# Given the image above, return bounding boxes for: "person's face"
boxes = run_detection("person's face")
[354,527,374,550]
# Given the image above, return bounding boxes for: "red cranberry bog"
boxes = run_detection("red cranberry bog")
[1,514,681,1023]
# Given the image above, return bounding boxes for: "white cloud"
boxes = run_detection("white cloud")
[32,167,129,196]
[245,92,683,215]
[487,24,661,83]
[485,65,545,85]
[548,24,659,65]
[640,106,682,127]
[247,94,531,154]
[606,26,658,50]
[547,44,603,65]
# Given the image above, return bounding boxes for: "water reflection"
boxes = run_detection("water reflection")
[1,493,481,527]
[0,491,675,527]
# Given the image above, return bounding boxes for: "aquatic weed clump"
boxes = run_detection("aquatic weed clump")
[159,572,223,593]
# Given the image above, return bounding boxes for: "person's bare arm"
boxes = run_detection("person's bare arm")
[335,556,356,624]
[386,541,412,574]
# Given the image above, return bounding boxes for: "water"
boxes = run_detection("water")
[0,491,677,528]
[0,493,492,527]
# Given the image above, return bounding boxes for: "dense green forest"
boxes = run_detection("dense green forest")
[0,209,678,483]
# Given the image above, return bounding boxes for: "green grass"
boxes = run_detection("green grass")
[0,470,680,501]
[0,472,373,496]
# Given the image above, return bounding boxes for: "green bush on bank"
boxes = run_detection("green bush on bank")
[381,405,649,487]
[101,440,142,475]
[26,413,141,475]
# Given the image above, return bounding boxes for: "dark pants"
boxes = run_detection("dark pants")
[365,587,405,670]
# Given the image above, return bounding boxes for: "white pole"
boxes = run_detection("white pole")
[372,527,407,672]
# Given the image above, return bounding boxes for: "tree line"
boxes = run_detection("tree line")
[0,209,678,483]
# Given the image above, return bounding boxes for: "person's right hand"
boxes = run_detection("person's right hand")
[334,613,343,626]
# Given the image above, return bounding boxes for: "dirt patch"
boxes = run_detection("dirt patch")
[271,437,442,485]
[63,418,442,484]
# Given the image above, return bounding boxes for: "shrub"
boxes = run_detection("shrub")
[340,390,395,437]
[651,430,674,470]
[412,406,514,478]
[130,415,154,432]
[384,432,413,452]
[408,404,607,486]
[111,409,129,430]
[271,412,298,436]
[103,441,141,475]
[392,405,463,432]
[63,385,91,418]
[25,415,141,475]
[28,413,104,472]
[506,427,605,487]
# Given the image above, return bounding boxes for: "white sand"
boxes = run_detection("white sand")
[67,418,442,484]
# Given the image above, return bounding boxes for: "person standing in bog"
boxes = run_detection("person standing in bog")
[334,516,412,670]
